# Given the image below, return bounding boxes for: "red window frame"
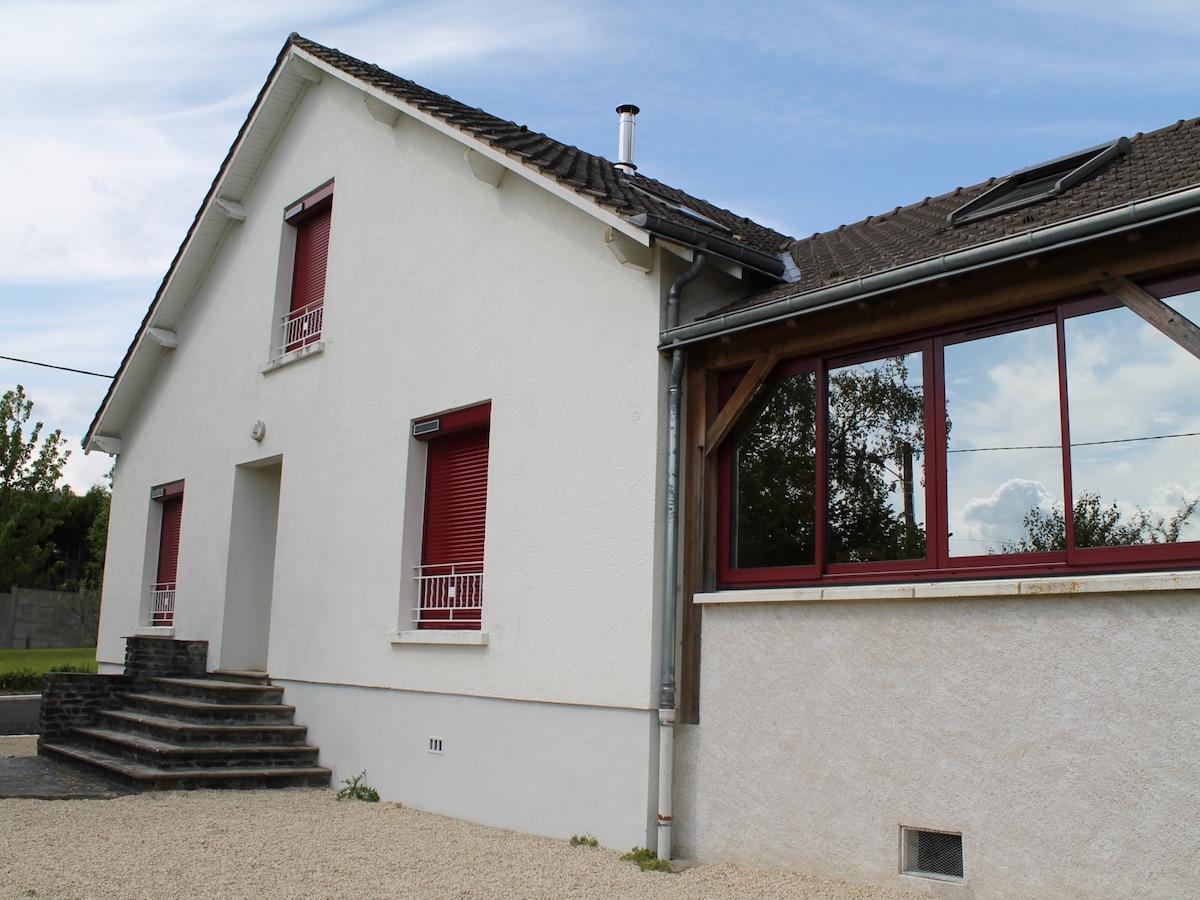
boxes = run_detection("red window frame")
[413,403,491,630]
[718,274,1200,589]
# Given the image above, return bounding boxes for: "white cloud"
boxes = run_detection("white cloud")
[0,0,614,284]
[956,478,1058,552]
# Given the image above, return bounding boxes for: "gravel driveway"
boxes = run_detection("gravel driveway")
[1,736,924,899]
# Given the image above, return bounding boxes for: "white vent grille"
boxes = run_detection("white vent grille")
[428,737,444,754]
[901,827,963,881]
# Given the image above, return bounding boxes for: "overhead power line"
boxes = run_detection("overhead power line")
[0,354,113,379]
[947,431,1200,454]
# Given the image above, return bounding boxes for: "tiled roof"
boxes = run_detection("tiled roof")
[773,116,1200,298]
[292,35,793,258]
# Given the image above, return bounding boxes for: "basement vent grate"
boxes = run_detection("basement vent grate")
[428,737,444,754]
[900,827,963,881]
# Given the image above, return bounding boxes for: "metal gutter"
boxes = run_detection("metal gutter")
[627,213,787,280]
[659,183,1200,349]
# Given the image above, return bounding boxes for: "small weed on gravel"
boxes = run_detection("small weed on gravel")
[620,846,675,873]
[569,834,598,847]
[335,771,380,802]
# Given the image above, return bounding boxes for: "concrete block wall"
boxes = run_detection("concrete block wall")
[0,588,100,650]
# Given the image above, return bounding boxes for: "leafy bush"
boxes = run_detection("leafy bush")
[335,771,380,802]
[0,669,42,692]
[49,663,95,673]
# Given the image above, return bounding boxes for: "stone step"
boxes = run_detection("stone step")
[97,708,308,746]
[148,677,285,705]
[42,742,332,791]
[72,726,321,770]
[210,669,272,686]
[121,691,297,724]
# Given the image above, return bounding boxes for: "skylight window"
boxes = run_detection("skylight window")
[949,137,1130,226]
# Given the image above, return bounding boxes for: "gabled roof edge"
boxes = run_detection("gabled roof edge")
[84,34,305,452]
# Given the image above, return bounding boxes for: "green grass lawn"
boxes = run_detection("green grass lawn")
[0,647,97,676]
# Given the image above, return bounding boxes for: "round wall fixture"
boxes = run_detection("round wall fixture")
[251,420,266,442]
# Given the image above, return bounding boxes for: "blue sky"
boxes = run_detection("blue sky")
[3,0,1199,492]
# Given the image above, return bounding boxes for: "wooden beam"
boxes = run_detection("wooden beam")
[1100,275,1200,361]
[704,353,777,455]
[709,234,1200,370]
[677,355,709,724]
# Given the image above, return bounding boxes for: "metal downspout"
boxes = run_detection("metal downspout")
[658,248,706,861]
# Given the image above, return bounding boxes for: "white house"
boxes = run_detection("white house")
[85,33,1200,899]
[84,34,788,852]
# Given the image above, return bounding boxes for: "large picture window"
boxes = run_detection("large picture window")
[719,275,1200,587]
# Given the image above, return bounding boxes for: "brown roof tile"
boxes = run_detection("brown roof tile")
[292,35,793,258]
[771,116,1200,299]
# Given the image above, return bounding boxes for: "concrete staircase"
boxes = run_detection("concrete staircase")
[41,669,331,790]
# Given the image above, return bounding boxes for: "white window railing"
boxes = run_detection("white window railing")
[279,300,324,356]
[414,562,483,627]
[150,583,176,627]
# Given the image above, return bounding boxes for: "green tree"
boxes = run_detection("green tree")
[825,355,926,562]
[732,355,929,567]
[44,484,110,591]
[0,385,71,589]
[1004,491,1199,553]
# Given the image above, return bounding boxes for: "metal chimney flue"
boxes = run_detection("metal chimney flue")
[616,104,639,173]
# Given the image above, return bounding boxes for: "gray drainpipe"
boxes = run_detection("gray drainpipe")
[657,247,707,861]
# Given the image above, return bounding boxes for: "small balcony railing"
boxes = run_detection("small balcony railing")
[150,583,176,627]
[280,300,324,355]
[414,562,483,629]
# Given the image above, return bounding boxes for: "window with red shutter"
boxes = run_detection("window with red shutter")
[281,182,333,354]
[150,482,184,627]
[413,404,491,630]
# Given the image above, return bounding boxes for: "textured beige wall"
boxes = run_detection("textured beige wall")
[677,574,1200,899]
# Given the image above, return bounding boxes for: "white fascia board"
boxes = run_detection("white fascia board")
[88,49,315,447]
[288,47,652,249]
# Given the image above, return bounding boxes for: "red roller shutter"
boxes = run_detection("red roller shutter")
[420,426,489,628]
[290,202,331,316]
[156,495,183,587]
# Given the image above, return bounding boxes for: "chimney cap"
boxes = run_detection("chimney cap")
[616,103,640,115]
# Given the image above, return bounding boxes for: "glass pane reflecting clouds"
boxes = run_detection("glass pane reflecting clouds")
[826,354,926,563]
[1064,296,1200,546]
[945,325,1062,555]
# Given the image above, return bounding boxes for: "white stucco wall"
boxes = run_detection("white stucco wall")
[95,71,680,842]
[99,72,666,699]
[282,679,656,848]
[677,573,1200,899]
